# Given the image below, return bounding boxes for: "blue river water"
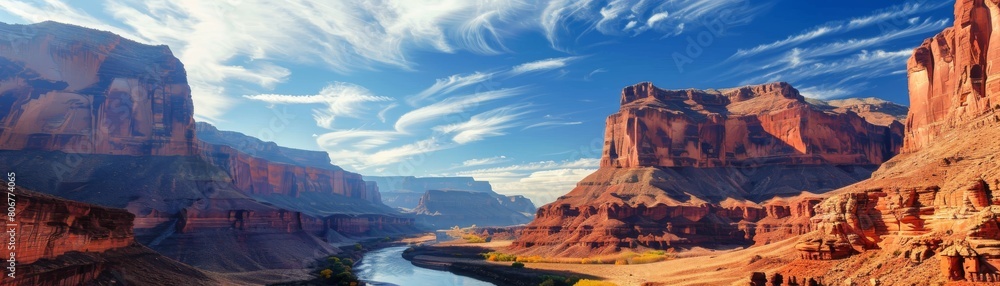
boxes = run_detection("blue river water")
[356,246,495,286]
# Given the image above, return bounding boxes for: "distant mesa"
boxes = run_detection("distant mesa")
[367,176,536,228]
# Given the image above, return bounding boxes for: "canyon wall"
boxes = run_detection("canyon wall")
[0,21,196,156]
[511,82,905,257]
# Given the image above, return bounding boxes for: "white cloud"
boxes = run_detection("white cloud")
[461,156,510,167]
[408,72,494,105]
[510,56,580,75]
[433,105,531,144]
[444,158,600,205]
[395,87,525,133]
[646,12,669,27]
[243,82,392,129]
[799,86,855,100]
[523,121,582,130]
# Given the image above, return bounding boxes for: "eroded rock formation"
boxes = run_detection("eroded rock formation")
[6,188,218,286]
[511,82,905,257]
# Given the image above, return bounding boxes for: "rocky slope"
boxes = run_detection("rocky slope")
[368,176,536,227]
[510,82,905,257]
[0,21,413,273]
[5,187,219,286]
[764,1,1000,284]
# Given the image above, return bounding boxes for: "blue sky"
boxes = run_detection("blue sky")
[0,0,953,205]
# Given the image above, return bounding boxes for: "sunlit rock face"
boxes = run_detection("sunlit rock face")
[763,2,1000,284]
[602,82,902,169]
[510,82,905,257]
[0,21,196,156]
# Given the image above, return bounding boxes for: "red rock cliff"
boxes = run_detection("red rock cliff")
[905,0,1000,153]
[0,21,196,156]
[602,82,902,168]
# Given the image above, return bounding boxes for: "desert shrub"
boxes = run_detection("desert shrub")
[573,279,617,286]
[320,269,333,279]
[462,234,487,243]
[614,259,627,265]
[354,243,363,251]
[483,252,518,261]
[540,279,557,286]
[512,261,525,268]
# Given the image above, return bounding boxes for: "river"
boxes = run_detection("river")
[356,246,495,286]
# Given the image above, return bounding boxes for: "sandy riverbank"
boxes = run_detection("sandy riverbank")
[406,238,799,286]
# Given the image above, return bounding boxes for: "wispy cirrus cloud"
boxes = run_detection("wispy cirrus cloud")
[407,72,494,105]
[461,156,510,168]
[542,0,769,50]
[395,87,525,133]
[731,1,949,59]
[434,104,532,144]
[243,82,393,129]
[510,56,581,75]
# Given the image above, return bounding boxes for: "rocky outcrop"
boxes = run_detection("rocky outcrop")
[511,82,904,257]
[811,97,909,127]
[6,187,218,286]
[413,190,532,228]
[0,21,196,156]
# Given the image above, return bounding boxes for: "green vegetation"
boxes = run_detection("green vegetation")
[512,261,525,268]
[354,243,363,251]
[309,255,359,286]
[538,275,583,286]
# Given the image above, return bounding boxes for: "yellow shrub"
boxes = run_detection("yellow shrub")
[574,279,617,286]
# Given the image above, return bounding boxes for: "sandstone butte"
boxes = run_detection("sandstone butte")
[0,21,414,273]
[2,188,220,286]
[509,80,907,257]
[758,0,1000,284]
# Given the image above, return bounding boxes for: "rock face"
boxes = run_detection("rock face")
[808,97,909,127]
[0,21,414,273]
[510,82,905,257]
[412,190,532,228]
[369,176,536,227]
[763,2,1000,284]
[6,188,218,286]
[0,21,196,156]
[602,82,903,169]
[905,0,1000,153]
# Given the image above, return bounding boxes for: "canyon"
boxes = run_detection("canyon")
[0,21,414,277]
[510,81,907,257]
